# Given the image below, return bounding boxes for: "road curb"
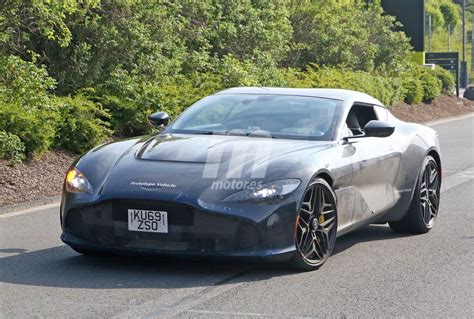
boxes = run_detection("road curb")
[0,195,62,215]
[424,112,474,126]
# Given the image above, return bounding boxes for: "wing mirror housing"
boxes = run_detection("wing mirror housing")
[363,120,395,138]
[343,120,394,142]
[148,111,169,127]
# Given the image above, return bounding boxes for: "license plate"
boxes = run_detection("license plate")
[128,209,168,233]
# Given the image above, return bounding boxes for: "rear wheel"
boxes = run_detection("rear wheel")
[389,155,440,234]
[290,178,337,271]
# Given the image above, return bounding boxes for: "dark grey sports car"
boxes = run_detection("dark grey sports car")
[60,87,441,270]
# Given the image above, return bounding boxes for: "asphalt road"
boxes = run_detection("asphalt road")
[1,115,473,318]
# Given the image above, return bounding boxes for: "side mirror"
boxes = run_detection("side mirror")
[363,120,394,138]
[148,111,169,127]
[343,120,394,143]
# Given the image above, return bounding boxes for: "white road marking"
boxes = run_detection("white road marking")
[44,298,134,309]
[0,202,60,219]
[177,309,310,318]
[121,307,312,318]
[180,309,316,318]
[113,280,247,319]
[441,167,474,193]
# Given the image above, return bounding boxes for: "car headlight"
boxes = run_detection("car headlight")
[65,167,93,194]
[223,179,301,204]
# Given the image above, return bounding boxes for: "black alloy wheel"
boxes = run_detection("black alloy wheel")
[291,178,337,270]
[390,155,441,234]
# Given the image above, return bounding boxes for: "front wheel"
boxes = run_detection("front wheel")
[290,178,338,271]
[389,155,441,234]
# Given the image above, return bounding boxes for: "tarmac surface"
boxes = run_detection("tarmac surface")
[1,115,473,318]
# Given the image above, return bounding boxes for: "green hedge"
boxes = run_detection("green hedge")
[0,131,25,165]
[283,64,452,106]
[0,55,456,164]
[0,100,58,156]
[286,66,408,106]
[54,95,112,153]
[402,78,424,104]
[419,68,442,101]
[432,66,455,94]
[0,56,112,161]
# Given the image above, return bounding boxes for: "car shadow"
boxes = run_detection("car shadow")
[332,223,412,256]
[0,224,411,289]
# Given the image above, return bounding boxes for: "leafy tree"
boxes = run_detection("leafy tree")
[426,0,461,31]
[286,0,412,74]
[439,0,461,30]
[0,0,99,58]
[179,0,291,62]
[426,3,446,31]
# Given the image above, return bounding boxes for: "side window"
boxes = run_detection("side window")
[345,104,378,135]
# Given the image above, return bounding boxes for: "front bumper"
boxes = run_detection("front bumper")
[61,197,297,261]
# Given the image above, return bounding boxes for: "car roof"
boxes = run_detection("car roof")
[215,87,384,106]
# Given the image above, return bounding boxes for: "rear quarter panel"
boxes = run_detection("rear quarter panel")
[379,118,441,222]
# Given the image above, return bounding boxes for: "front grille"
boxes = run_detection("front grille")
[65,199,261,253]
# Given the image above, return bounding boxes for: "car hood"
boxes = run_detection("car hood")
[135,133,330,164]
[91,133,334,201]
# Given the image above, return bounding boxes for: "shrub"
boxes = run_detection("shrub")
[54,95,112,153]
[0,55,56,108]
[96,69,204,137]
[97,54,288,138]
[217,53,289,88]
[0,55,58,157]
[92,69,154,137]
[0,100,58,156]
[402,78,424,104]
[0,131,25,165]
[432,66,455,94]
[286,66,405,106]
[418,69,442,101]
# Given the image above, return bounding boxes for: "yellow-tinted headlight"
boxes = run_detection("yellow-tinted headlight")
[65,167,93,193]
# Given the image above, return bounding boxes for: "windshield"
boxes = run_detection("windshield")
[169,94,342,140]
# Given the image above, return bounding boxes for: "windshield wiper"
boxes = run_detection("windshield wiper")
[189,131,216,135]
[187,130,278,139]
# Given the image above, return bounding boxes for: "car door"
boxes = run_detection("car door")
[344,103,401,223]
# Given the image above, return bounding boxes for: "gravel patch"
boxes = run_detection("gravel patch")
[0,150,76,207]
[391,95,473,123]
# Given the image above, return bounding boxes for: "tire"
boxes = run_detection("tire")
[389,155,441,234]
[290,178,338,271]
